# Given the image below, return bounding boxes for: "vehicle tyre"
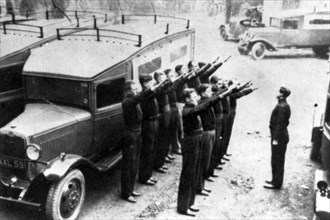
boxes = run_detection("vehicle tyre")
[220,27,228,41]
[313,46,329,58]
[46,169,85,220]
[251,42,266,60]
[238,47,249,55]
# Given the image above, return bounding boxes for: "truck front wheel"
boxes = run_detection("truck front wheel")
[251,42,266,60]
[46,169,86,220]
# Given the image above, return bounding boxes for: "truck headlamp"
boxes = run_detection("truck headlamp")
[26,144,41,161]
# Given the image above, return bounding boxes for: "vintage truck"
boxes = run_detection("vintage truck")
[237,11,330,60]
[0,14,195,220]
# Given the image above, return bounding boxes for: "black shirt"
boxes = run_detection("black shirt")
[187,77,201,91]
[140,87,159,120]
[183,95,221,136]
[167,90,177,104]
[198,97,216,131]
[222,96,230,115]
[270,99,291,141]
[122,89,153,130]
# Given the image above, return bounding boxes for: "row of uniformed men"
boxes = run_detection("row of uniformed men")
[120,57,257,211]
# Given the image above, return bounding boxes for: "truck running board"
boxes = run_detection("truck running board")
[94,149,122,172]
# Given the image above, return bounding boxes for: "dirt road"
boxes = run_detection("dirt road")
[0,13,329,220]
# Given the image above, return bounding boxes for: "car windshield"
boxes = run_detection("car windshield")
[25,76,89,107]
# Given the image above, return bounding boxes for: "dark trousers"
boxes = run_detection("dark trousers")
[212,116,223,170]
[220,113,230,157]
[271,140,287,188]
[177,103,184,142]
[139,120,158,183]
[226,110,236,153]
[121,130,141,199]
[177,133,202,213]
[154,111,171,169]
[169,107,181,153]
[197,130,215,191]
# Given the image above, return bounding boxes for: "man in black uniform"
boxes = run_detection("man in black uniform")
[196,84,218,195]
[138,74,168,185]
[175,65,187,152]
[177,86,234,216]
[223,79,255,157]
[220,80,231,162]
[264,87,291,189]
[209,76,226,170]
[165,69,182,158]
[153,71,172,173]
[121,80,155,202]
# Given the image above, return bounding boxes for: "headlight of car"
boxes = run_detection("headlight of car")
[26,144,41,161]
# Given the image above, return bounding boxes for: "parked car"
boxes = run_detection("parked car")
[219,17,265,41]
[0,15,195,220]
[237,11,330,60]
[220,6,264,41]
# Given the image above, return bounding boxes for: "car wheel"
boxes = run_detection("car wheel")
[46,169,86,220]
[220,27,228,41]
[313,46,329,58]
[238,47,249,55]
[251,42,266,60]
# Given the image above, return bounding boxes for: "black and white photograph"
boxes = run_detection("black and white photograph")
[0,0,329,219]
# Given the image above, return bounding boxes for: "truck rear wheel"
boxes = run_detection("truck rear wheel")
[251,42,266,60]
[46,169,86,220]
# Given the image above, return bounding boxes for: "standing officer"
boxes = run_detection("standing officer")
[264,87,291,189]
[177,86,234,216]
[121,80,155,203]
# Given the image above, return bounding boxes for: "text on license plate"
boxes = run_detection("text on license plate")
[0,157,27,170]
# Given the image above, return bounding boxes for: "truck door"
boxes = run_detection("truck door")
[280,18,300,46]
[93,67,127,153]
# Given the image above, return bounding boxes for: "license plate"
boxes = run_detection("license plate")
[0,157,27,170]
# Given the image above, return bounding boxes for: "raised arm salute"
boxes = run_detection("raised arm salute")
[177,86,234,217]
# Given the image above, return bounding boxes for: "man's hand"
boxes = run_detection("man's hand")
[272,140,278,145]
